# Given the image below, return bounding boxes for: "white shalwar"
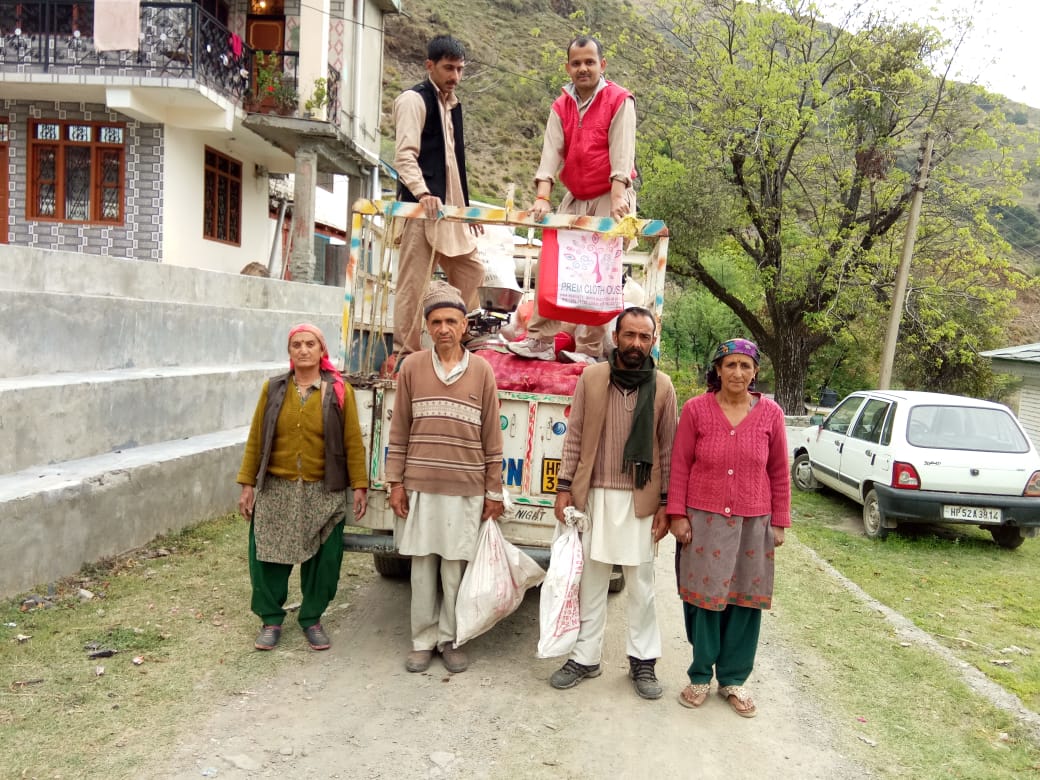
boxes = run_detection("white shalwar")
[399,490,483,651]
[571,487,662,666]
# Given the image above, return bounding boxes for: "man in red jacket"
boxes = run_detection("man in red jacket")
[508,35,637,365]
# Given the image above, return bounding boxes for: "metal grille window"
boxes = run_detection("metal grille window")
[203,147,242,245]
[27,120,125,223]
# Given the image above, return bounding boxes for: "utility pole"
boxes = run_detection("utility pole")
[878,134,934,389]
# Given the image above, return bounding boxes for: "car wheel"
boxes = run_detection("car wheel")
[989,526,1026,550]
[791,453,819,492]
[373,553,411,578]
[862,489,889,540]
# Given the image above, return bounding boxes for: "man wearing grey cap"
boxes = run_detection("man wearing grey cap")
[385,280,505,674]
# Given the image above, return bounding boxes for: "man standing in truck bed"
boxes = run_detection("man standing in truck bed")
[509,35,637,365]
[390,34,484,373]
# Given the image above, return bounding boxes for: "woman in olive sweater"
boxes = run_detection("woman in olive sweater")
[237,323,368,652]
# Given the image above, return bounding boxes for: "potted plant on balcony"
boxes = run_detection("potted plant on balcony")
[274,80,299,116]
[244,51,281,112]
[304,77,328,120]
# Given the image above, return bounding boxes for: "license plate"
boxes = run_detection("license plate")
[942,505,1002,523]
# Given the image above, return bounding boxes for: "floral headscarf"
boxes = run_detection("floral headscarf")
[712,338,760,365]
[706,338,760,392]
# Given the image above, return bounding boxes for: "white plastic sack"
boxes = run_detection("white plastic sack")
[537,509,587,659]
[455,518,545,647]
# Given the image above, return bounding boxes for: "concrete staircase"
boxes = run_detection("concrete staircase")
[0,247,343,597]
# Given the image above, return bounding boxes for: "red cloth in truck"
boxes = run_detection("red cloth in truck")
[477,349,587,396]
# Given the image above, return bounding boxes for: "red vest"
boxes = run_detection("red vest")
[551,81,634,201]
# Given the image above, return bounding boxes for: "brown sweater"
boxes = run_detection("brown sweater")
[560,362,677,518]
[385,351,503,496]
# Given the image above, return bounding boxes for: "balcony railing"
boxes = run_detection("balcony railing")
[325,64,339,121]
[0,1,302,103]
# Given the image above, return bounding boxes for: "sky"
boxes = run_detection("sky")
[821,0,1040,108]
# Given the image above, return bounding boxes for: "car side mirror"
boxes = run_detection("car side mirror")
[809,414,825,426]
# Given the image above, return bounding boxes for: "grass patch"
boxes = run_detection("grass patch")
[790,488,1040,710]
[773,489,1040,777]
[0,514,375,778]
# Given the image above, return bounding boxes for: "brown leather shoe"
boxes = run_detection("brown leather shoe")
[440,645,469,673]
[406,649,433,673]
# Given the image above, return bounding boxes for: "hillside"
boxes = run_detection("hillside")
[380,0,1040,341]
[381,0,641,205]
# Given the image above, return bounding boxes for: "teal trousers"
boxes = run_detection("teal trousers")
[683,601,762,687]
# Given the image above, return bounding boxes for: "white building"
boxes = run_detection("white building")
[0,0,399,280]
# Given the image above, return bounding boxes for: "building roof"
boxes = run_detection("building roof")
[979,343,1040,364]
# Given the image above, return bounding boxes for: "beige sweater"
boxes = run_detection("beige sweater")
[385,351,503,496]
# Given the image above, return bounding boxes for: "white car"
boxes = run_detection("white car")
[791,390,1040,548]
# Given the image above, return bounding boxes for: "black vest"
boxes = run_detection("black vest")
[397,81,470,205]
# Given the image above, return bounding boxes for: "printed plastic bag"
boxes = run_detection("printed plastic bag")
[455,519,545,647]
[537,228,625,325]
[536,508,588,658]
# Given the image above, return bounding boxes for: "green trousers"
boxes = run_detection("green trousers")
[248,520,345,629]
[683,601,762,687]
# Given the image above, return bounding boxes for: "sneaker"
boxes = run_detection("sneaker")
[440,644,469,673]
[406,649,433,673]
[304,623,331,651]
[628,656,663,700]
[550,659,602,690]
[507,337,555,361]
[254,624,282,651]
[559,350,598,365]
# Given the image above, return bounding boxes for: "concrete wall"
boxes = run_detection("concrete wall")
[0,244,345,597]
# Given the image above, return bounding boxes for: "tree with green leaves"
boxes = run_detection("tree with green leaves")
[616,0,1031,412]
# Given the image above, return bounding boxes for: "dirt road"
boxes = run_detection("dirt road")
[156,540,871,779]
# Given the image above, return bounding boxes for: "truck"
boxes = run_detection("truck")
[337,199,670,586]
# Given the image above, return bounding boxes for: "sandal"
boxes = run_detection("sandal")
[677,683,710,709]
[718,685,757,718]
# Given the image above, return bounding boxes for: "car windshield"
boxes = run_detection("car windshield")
[905,404,1031,453]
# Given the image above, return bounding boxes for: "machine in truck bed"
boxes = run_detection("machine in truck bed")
[337,199,669,580]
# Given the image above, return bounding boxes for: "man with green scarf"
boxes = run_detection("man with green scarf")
[550,306,677,699]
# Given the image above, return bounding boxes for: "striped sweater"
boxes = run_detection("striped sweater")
[385,350,503,496]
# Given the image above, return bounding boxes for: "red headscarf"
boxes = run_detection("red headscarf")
[288,323,344,408]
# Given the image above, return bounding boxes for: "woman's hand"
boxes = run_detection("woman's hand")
[353,488,368,521]
[669,514,692,545]
[652,507,671,542]
[238,484,255,520]
[772,526,786,547]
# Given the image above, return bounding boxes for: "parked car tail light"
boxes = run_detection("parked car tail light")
[891,462,921,489]
[1025,471,1040,497]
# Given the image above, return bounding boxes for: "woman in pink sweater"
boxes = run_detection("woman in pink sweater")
[666,338,790,717]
